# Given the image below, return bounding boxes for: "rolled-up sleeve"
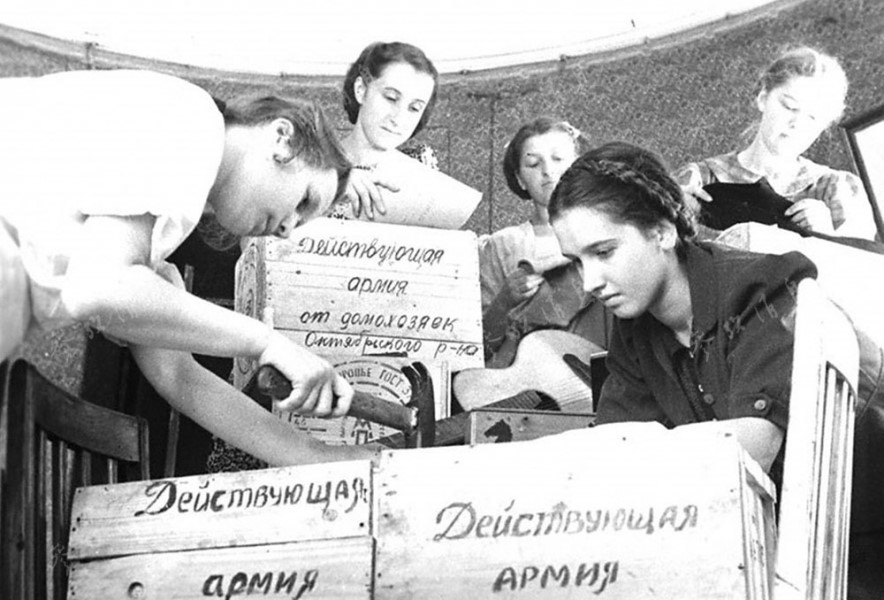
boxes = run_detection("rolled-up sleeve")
[819,170,876,240]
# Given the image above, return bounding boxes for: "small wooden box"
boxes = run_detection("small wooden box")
[280,355,450,446]
[67,460,373,599]
[374,423,776,599]
[233,217,484,389]
[468,407,596,444]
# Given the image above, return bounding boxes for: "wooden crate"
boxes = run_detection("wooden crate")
[233,217,484,390]
[64,426,778,599]
[374,423,776,599]
[468,407,596,444]
[67,460,374,599]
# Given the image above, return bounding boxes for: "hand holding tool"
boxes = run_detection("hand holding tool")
[241,362,437,448]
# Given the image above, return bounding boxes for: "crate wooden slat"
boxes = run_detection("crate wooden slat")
[68,460,371,560]
[374,423,776,599]
[68,537,373,599]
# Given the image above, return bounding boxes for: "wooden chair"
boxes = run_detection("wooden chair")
[775,278,860,599]
[1,359,150,600]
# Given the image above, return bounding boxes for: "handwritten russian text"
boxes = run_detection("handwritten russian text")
[493,561,618,594]
[202,569,317,598]
[296,237,445,268]
[433,501,698,541]
[133,477,368,517]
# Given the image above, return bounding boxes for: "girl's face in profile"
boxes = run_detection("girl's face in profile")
[354,61,435,152]
[553,205,677,320]
[755,75,841,158]
[246,162,338,238]
[211,122,338,238]
[516,130,578,205]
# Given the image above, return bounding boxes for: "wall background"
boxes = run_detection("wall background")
[3,0,883,235]
[3,0,883,472]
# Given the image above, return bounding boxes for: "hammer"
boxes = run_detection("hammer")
[242,362,437,448]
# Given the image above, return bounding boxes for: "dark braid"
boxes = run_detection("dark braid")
[550,142,697,256]
[582,158,696,239]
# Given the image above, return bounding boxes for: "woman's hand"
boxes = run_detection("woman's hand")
[679,180,713,204]
[505,266,544,303]
[343,168,401,220]
[784,198,835,235]
[131,345,374,467]
[676,166,713,205]
[258,331,353,418]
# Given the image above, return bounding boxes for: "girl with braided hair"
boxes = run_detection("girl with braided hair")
[549,141,817,476]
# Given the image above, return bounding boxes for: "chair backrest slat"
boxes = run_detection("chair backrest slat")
[30,368,145,463]
[1,359,151,600]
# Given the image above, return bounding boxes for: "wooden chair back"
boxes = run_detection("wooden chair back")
[1,359,150,600]
[775,278,859,599]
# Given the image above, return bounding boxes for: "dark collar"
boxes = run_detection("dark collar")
[634,242,719,379]
[683,242,720,341]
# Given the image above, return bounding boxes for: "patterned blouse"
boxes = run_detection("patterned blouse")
[675,151,876,240]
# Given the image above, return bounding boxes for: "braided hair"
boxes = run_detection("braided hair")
[549,141,697,258]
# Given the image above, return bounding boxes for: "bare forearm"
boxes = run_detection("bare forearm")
[132,347,378,467]
[680,417,784,472]
[63,264,269,359]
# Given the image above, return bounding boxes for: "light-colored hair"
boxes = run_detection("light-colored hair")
[757,45,849,124]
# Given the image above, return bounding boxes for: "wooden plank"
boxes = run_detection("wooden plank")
[374,423,774,599]
[281,329,482,369]
[68,460,371,560]
[68,537,373,600]
[233,217,484,388]
[738,454,776,599]
[468,408,595,444]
